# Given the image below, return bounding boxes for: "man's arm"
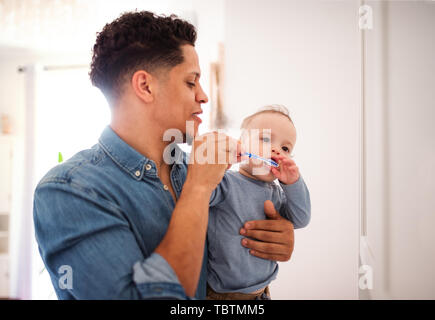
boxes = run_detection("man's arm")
[155,132,240,297]
[34,182,187,299]
[154,182,213,297]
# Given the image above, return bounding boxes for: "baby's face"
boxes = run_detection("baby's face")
[240,112,296,182]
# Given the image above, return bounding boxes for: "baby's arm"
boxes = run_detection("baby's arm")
[208,172,230,207]
[271,156,311,229]
[277,177,311,229]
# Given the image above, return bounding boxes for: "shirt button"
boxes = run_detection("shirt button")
[163,185,169,191]
[145,164,152,171]
[135,170,141,177]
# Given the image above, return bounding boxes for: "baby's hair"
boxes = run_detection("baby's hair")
[240,104,294,129]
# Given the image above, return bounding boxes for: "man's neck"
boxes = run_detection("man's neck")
[110,119,169,174]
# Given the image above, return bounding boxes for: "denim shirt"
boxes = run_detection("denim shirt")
[33,126,207,299]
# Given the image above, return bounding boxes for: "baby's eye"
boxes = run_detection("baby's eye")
[282,146,290,152]
[261,137,271,143]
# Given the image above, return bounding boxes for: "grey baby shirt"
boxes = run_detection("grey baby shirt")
[207,170,311,293]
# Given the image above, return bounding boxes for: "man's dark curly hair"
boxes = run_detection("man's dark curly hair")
[90,11,197,104]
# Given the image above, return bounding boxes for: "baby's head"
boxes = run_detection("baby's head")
[239,105,296,182]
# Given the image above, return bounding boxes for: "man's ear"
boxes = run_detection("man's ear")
[131,70,154,103]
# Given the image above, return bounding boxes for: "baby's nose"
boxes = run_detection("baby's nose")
[272,147,280,155]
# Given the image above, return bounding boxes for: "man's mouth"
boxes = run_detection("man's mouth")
[192,110,203,124]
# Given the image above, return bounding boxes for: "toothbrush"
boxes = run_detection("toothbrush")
[241,152,279,168]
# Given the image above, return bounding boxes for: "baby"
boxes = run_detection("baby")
[206,105,311,300]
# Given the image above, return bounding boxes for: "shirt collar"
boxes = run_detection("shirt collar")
[98,126,186,181]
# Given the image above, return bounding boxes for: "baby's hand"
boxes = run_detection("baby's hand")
[271,155,300,185]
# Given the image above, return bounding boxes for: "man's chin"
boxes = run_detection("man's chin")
[185,132,193,145]
[185,128,200,145]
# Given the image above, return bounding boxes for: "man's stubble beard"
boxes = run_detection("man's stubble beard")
[185,132,194,146]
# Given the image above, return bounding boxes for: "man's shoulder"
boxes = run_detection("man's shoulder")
[36,144,109,189]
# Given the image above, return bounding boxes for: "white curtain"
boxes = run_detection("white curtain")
[9,64,41,300]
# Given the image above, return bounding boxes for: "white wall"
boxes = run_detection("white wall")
[192,0,225,133]
[224,0,360,299]
[363,1,435,299]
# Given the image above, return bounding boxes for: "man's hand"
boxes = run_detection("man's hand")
[240,200,294,261]
[186,131,241,193]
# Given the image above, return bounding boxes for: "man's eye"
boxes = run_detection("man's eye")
[282,146,290,152]
[187,82,196,88]
[261,137,271,143]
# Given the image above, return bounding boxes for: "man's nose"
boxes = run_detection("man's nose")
[197,83,209,104]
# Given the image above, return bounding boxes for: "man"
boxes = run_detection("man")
[33,11,294,299]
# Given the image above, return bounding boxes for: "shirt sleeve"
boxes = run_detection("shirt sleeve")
[33,180,190,300]
[277,175,311,229]
[208,172,231,207]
